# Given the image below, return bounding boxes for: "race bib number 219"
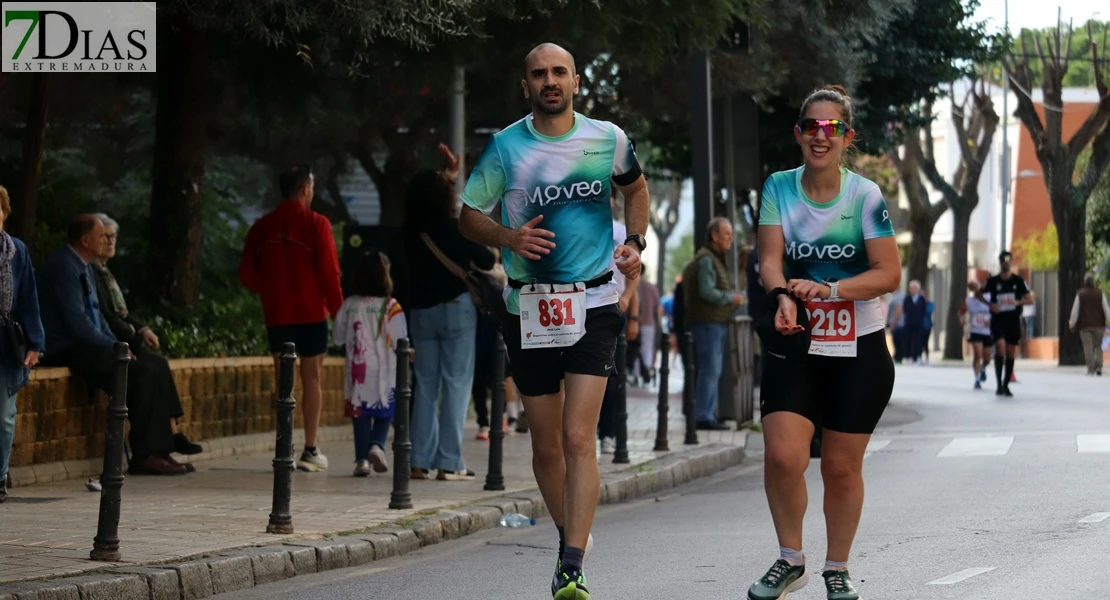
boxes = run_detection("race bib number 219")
[804,299,857,357]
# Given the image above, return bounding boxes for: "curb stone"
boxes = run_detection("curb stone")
[3,442,744,600]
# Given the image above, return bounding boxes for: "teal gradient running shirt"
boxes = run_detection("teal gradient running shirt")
[461,113,641,315]
[759,166,895,335]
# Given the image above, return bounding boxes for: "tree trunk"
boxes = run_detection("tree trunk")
[376,154,415,227]
[656,239,668,298]
[897,147,944,286]
[318,160,353,226]
[906,213,935,287]
[146,23,208,308]
[943,207,973,360]
[12,73,49,249]
[353,145,414,227]
[1052,191,1087,366]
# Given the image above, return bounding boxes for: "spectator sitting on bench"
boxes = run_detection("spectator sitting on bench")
[91,213,202,459]
[37,214,190,476]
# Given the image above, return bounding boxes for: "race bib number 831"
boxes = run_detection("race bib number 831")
[804,299,857,357]
[519,283,587,349]
[536,298,577,327]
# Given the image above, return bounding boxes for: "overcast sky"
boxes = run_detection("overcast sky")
[974,0,1105,32]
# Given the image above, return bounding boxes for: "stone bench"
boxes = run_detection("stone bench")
[9,357,347,486]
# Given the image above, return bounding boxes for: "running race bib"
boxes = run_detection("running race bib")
[519,283,587,349]
[970,313,990,328]
[804,299,857,357]
[996,292,1018,312]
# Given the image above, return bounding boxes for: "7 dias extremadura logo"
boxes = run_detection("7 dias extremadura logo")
[2,2,156,73]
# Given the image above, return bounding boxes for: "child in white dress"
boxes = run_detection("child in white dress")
[332,250,408,476]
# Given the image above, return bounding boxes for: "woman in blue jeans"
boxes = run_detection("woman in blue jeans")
[0,186,45,502]
[402,159,495,481]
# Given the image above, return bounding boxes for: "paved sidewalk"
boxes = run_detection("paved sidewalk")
[0,373,749,585]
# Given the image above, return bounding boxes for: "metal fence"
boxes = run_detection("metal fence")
[1028,270,1059,338]
[914,267,1060,350]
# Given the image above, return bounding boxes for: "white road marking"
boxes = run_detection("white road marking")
[864,439,890,458]
[937,437,1013,457]
[1078,512,1110,524]
[926,567,996,585]
[1076,435,1110,453]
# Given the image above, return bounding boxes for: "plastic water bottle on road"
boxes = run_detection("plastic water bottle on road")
[499,513,536,528]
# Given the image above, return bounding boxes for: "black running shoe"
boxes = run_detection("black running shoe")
[553,566,591,599]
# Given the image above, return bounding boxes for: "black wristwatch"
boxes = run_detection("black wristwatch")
[624,234,647,253]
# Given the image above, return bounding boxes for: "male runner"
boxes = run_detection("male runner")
[983,250,1034,397]
[458,42,648,600]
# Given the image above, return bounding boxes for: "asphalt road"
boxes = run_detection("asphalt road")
[218,365,1110,599]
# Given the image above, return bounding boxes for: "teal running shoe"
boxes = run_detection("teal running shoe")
[748,559,808,599]
[822,569,860,600]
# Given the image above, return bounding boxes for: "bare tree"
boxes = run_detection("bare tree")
[1004,18,1110,365]
[888,112,948,287]
[911,81,1000,360]
[647,170,681,296]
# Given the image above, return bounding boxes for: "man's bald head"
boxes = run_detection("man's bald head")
[67,214,102,243]
[521,43,579,117]
[67,213,107,261]
[524,43,576,78]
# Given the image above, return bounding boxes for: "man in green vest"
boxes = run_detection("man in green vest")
[682,217,745,430]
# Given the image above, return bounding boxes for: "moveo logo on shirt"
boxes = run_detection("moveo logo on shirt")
[527,180,606,206]
[785,242,857,261]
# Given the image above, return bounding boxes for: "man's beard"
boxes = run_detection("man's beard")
[532,90,571,115]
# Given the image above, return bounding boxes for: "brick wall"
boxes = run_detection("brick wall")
[10,357,346,469]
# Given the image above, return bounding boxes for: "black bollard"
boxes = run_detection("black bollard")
[266,342,297,534]
[683,331,699,445]
[613,328,630,464]
[390,338,414,509]
[484,332,507,491]
[91,342,131,561]
[654,332,670,452]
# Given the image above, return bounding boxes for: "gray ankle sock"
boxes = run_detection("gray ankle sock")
[780,546,805,567]
[824,559,848,572]
[562,546,585,571]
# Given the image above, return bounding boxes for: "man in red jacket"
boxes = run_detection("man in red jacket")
[240,165,344,472]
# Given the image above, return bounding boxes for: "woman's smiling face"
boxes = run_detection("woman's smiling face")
[795,101,855,170]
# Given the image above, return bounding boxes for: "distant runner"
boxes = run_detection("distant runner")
[960,280,992,389]
[983,251,1033,397]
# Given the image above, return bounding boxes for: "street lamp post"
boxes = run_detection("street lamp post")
[1000,0,1010,253]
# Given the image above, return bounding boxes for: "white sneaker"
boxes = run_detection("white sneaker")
[353,459,371,477]
[600,437,616,454]
[368,446,389,473]
[297,449,329,472]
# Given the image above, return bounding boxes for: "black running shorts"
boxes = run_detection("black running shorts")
[991,317,1022,346]
[503,303,624,398]
[968,332,992,345]
[267,320,329,357]
[759,330,894,434]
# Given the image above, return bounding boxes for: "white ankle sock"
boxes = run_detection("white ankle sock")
[824,559,848,572]
[779,547,805,566]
